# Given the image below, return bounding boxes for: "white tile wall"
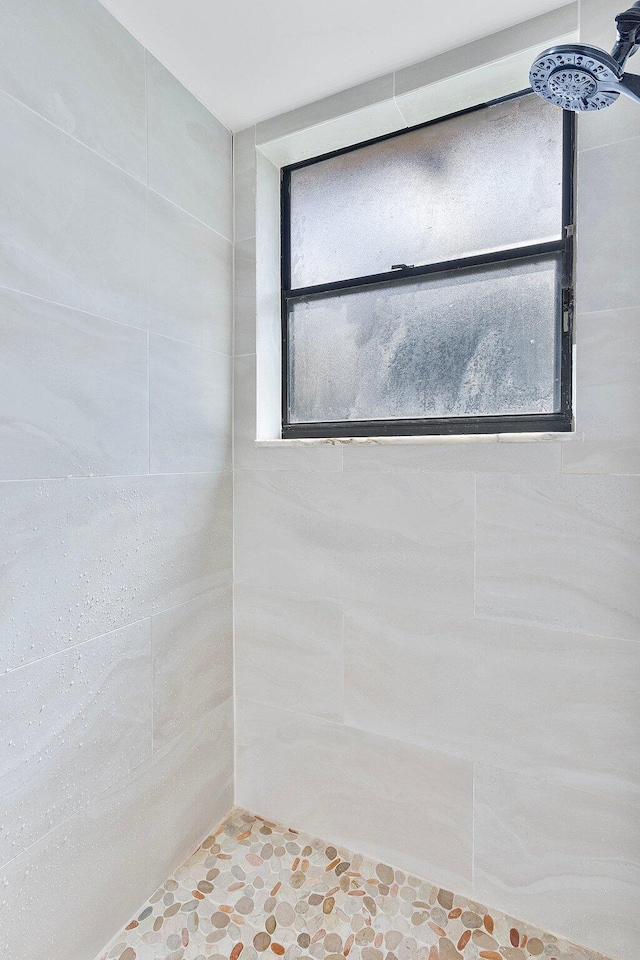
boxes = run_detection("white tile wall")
[232,4,640,958]
[237,698,474,895]
[474,765,640,959]
[0,2,234,958]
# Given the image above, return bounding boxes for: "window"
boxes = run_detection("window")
[280,91,574,438]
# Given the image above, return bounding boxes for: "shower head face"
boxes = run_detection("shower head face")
[530,44,623,111]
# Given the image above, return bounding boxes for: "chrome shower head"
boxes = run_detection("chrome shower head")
[530,44,625,111]
[530,2,640,111]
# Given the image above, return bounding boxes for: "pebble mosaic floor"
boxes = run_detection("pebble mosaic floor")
[97,807,612,960]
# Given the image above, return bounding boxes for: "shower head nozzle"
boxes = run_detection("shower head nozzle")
[529,2,640,112]
[529,44,623,112]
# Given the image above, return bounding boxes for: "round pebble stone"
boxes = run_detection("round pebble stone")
[361,949,383,960]
[290,872,305,889]
[207,930,227,944]
[235,897,254,915]
[274,845,286,857]
[253,932,271,951]
[297,933,311,948]
[166,935,182,949]
[461,911,482,928]
[437,889,454,910]
[431,906,448,927]
[138,906,153,922]
[363,896,376,916]
[527,939,544,955]
[119,951,136,960]
[322,897,335,914]
[324,933,342,953]
[400,886,415,901]
[355,927,375,945]
[308,894,323,906]
[261,844,274,859]
[397,937,418,960]
[197,881,213,894]
[385,931,403,950]
[265,915,276,934]
[326,846,337,860]
[301,845,312,857]
[472,931,498,951]
[375,863,394,885]
[263,897,276,913]
[211,912,229,928]
[295,900,309,915]
[275,903,295,926]
[164,893,175,906]
[286,842,300,855]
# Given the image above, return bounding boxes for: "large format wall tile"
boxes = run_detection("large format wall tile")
[343,437,563,474]
[0,0,147,180]
[563,306,640,475]
[475,474,640,640]
[146,190,233,354]
[236,698,473,894]
[473,765,640,960]
[0,90,146,325]
[235,585,344,722]
[233,126,256,244]
[0,287,148,480]
[234,469,475,613]
[150,334,231,474]
[344,601,640,805]
[146,55,232,239]
[0,699,233,960]
[577,136,640,314]
[234,237,257,356]
[0,619,151,868]
[152,587,233,749]
[0,473,232,671]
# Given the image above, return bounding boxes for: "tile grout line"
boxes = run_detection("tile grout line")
[232,128,238,806]
[0,281,235,356]
[0,86,234,243]
[238,694,640,814]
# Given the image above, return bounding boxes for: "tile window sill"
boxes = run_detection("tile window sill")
[255,431,580,447]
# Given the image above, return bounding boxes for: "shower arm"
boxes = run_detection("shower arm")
[611,1,640,68]
[594,2,640,104]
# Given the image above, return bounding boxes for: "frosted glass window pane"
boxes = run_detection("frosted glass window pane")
[288,255,561,424]
[289,94,564,288]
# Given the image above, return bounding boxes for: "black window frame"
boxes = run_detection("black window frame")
[280,89,575,439]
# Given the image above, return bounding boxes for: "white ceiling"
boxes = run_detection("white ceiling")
[100,0,568,131]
